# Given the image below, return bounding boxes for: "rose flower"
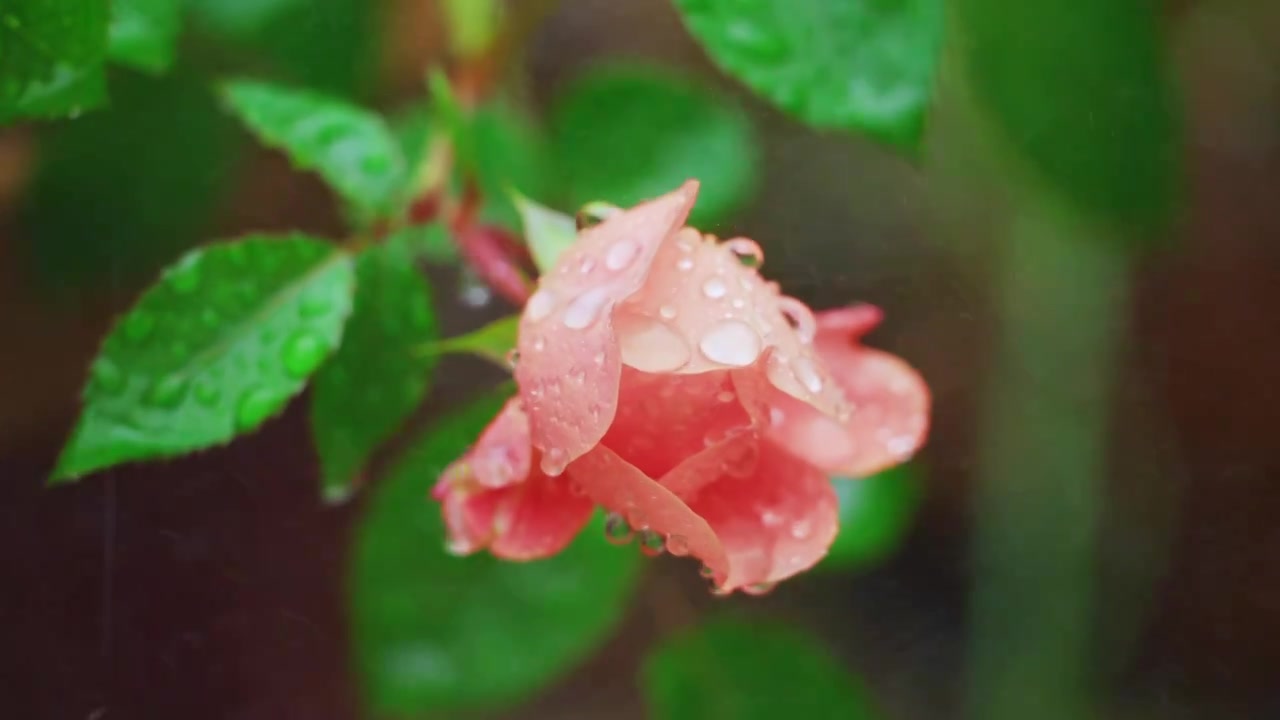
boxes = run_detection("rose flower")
[433,181,930,593]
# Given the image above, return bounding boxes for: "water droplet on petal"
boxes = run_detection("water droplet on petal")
[659,305,677,320]
[731,298,745,310]
[761,509,784,527]
[604,513,634,545]
[532,336,546,352]
[575,202,618,230]
[793,356,824,394]
[283,331,328,378]
[724,238,764,267]
[702,278,727,299]
[503,349,520,369]
[777,296,817,343]
[698,320,762,367]
[639,529,665,557]
[541,447,568,476]
[676,258,694,272]
[888,435,917,458]
[236,387,284,431]
[618,316,690,373]
[604,240,638,271]
[769,407,786,426]
[742,581,777,596]
[791,519,812,539]
[122,313,155,342]
[716,391,735,403]
[562,288,611,329]
[666,534,690,556]
[526,289,556,322]
[699,565,716,579]
[91,359,126,395]
[578,256,596,274]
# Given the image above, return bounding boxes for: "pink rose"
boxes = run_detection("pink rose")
[433,182,930,592]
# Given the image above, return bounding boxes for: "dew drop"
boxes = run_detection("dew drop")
[698,320,762,367]
[145,374,188,408]
[666,534,690,557]
[541,447,568,477]
[532,337,546,352]
[659,305,677,320]
[575,202,618,230]
[742,581,777,597]
[777,296,817,343]
[194,381,221,407]
[716,390,735,403]
[91,359,126,395]
[169,262,201,294]
[299,294,332,319]
[793,356,824,394]
[790,519,812,539]
[638,529,665,557]
[236,387,283,431]
[504,349,520,369]
[562,287,611,329]
[724,238,764,267]
[283,331,329,378]
[761,509,784,527]
[604,513,634,545]
[769,407,786,426]
[122,313,155,342]
[676,258,694,272]
[617,316,690,373]
[578,256,596,274]
[699,565,716,579]
[604,240,638,271]
[702,278,727,299]
[459,279,492,308]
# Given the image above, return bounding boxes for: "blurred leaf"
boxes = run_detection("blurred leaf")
[468,101,555,231]
[20,70,238,289]
[954,0,1180,231]
[221,79,406,218]
[352,389,641,714]
[821,463,923,571]
[671,0,942,152]
[310,242,438,503]
[52,235,356,482]
[389,222,457,264]
[0,0,109,122]
[183,0,302,38]
[108,0,181,72]
[642,618,880,720]
[422,314,519,368]
[550,65,758,227]
[513,191,575,273]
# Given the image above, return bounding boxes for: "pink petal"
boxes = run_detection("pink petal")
[767,306,931,477]
[468,398,533,489]
[488,474,595,560]
[515,182,700,476]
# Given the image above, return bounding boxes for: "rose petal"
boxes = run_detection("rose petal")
[469,398,533,489]
[488,475,595,560]
[516,182,700,476]
[688,441,839,589]
[766,306,931,477]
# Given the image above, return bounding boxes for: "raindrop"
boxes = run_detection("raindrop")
[604,513,634,545]
[666,534,690,557]
[702,278,727,299]
[742,581,777,596]
[504,349,520,369]
[724,238,764,267]
[235,387,283,431]
[575,202,618,230]
[578,256,596,274]
[716,391,735,403]
[618,316,690,373]
[459,279,492,308]
[145,375,188,408]
[793,356,824,394]
[790,519,813,540]
[283,331,329,378]
[91,360,126,395]
[659,305,677,320]
[169,262,201,294]
[761,509,784,527]
[698,320,762,367]
[562,288,611,329]
[699,565,716,579]
[122,313,155,342]
[887,435,917,458]
[638,529,665,557]
[299,294,332,319]
[676,258,694,272]
[532,337,546,352]
[604,240,638,271]
[769,407,786,426]
[541,447,569,476]
[777,296,817,343]
[194,381,221,407]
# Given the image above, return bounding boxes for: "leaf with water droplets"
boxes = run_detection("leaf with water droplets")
[52,234,355,482]
[352,388,641,714]
[220,79,406,218]
[108,0,182,73]
[643,618,881,720]
[310,242,438,503]
[550,64,759,226]
[512,191,576,274]
[418,314,518,369]
[821,462,924,572]
[0,0,109,122]
[672,0,943,152]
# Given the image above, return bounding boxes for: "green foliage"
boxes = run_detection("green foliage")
[310,242,438,503]
[183,0,302,38]
[550,65,758,227]
[221,79,406,219]
[513,191,576,274]
[53,235,356,482]
[822,463,923,571]
[642,618,880,720]
[467,102,556,231]
[423,314,519,368]
[0,0,109,122]
[108,0,182,72]
[672,0,943,152]
[352,388,641,714]
[20,70,239,289]
[954,0,1181,231]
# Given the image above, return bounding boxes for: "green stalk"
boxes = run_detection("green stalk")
[442,0,501,60]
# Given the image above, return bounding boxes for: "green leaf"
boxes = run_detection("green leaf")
[310,242,438,503]
[0,0,109,122]
[20,70,239,290]
[954,0,1181,231]
[421,314,519,368]
[108,0,181,72]
[671,0,943,151]
[468,101,555,231]
[513,191,576,273]
[221,79,406,217]
[821,463,923,572]
[183,0,302,38]
[352,389,641,714]
[52,235,356,482]
[642,618,880,720]
[550,65,758,227]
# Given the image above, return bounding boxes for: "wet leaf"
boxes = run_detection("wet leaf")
[0,0,109,122]
[108,0,181,72]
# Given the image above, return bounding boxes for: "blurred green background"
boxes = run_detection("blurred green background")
[3,0,1280,718]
